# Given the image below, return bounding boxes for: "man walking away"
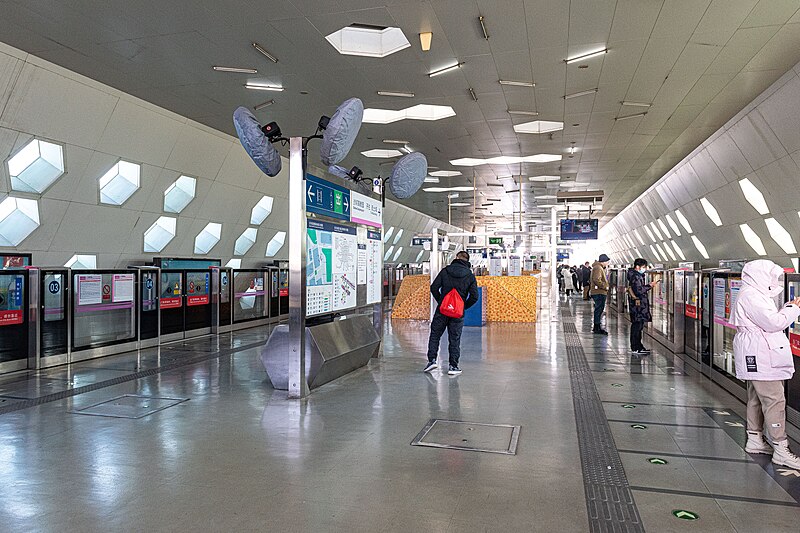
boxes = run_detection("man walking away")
[424,251,479,375]
[627,258,658,355]
[590,254,611,334]
[581,262,591,300]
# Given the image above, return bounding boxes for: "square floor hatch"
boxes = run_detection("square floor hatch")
[411,419,520,455]
[70,394,188,419]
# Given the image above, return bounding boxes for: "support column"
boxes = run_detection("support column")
[287,136,309,399]
[550,207,558,317]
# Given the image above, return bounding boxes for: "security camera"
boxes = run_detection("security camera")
[261,121,282,140]
[347,166,363,181]
[318,115,331,130]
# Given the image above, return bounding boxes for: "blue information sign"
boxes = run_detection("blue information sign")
[306,174,350,222]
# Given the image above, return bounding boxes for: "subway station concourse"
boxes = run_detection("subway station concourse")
[3,2,800,531]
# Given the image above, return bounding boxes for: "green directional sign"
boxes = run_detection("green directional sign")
[621,404,636,409]
[489,237,503,245]
[631,424,648,430]
[647,457,668,465]
[672,510,699,521]
[611,383,624,387]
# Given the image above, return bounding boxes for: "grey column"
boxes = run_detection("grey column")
[287,136,309,399]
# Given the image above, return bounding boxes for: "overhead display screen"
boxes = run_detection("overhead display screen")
[560,219,598,241]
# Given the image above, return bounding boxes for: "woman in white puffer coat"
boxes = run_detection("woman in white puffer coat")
[730,259,800,469]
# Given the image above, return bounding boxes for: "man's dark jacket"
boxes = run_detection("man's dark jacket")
[431,259,479,311]
[627,267,652,322]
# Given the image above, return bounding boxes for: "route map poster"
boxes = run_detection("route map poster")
[307,220,358,316]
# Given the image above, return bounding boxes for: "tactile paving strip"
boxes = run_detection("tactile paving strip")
[561,308,645,533]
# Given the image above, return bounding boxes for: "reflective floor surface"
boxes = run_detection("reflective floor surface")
[1,295,799,532]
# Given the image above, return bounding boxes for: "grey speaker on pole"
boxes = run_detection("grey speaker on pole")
[388,152,427,199]
[320,98,364,166]
[233,106,282,177]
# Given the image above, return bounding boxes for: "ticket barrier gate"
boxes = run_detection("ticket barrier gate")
[160,269,213,342]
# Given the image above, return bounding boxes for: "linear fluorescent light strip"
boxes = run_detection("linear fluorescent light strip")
[252,42,278,63]
[675,210,693,233]
[429,62,463,77]
[377,91,414,98]
[621,101,652,107]
[213,66,258,73]
[253,99,275,111]
[245,83,284,91]
[765,217,797,254]
[507,110,539,116]
[657,219,671,239]
[740,223,767,256]
[469,87,478,101]
[665,214,681,236]
[670,241,686,261]
[565,48,608,64]
[499,80,535,87]
[739,178,770,215]
[615,112,647,121]
[564,88,598,99]
[700,197,722,226]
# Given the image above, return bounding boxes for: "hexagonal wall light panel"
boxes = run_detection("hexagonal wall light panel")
[64,254,97,269]
[265,231,286,257]
[325,24,410,58]
[164,175,196,213]
[99,160,140,205]
[0,196,40,246]
[6,138,65,194]
[234,228,257,256]
[250,195,274,225]
[363,104,456,124]
[143,216,176,253]
[194,223,222,255]
[225,258,242,269]
[513,120,564,134]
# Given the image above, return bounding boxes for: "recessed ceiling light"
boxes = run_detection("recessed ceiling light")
[361,149,403,158]
[478,15,489,39]
[620,101,651,107]
[429,170,462,177]
[529,175,560,182]
[213,66,258,73]
[615,112,647,121]
[567,146,577,154]
[382,139,410,144]
[424,177,440,183]
[251,42,278,63]
[363,104,456,124]
[377,90,415,98]
[245,83,284,91]
[564,88,598,99]
[565,48,608,64]
[253,99,275,111]
[450,202,470,207]
[450,154,562,166]
[508,110,539,116]
[468,87,478,101]
[499,80,535,87]
[419,32,432,51]
[326,25,411,58]
[429,62,464,77]
[514,120,564,134]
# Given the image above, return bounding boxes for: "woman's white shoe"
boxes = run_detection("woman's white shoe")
[744,431,772,454]
[771,440,800,470]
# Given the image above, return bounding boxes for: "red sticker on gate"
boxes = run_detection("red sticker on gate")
[0,310,23,326]
[160,296,182,309]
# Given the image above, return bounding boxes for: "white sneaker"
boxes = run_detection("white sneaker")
[771,439,800,470]
[744,431,772,454]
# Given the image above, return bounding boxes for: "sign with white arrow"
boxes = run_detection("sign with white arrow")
[306,174,351,222]
[777,468,800,478]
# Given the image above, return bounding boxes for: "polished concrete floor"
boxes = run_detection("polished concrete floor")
[1,295,800,532]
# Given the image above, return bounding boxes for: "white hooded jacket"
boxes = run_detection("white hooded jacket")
[730,260,800,381]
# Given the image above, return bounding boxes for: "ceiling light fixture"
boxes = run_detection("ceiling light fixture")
[565,48,608,64]
[478,16,489,40]
[212,66,258,73]
[429,170,461,177]
[469,87,478,101]
[423,186,475,193]
[514,120,564,134]
[245,83,284,91]
[419,32,432,51]
[499,80,535,87]
[429,62,464,77]
[615,112,647,121]
[253,99,275,111]
[507,110,539,116]
[564,88,598,99]
[620,101,651,107]
[529,175,560,182]
[424,177,440,183]
[377,90,415,98]
[251,42,278,63]
[567,147,577,154]
[382,139,410,144]
[450,202,470,207]
[361,149,403,158]
[450,154,562,166]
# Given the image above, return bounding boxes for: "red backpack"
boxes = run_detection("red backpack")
[439,288,465,318]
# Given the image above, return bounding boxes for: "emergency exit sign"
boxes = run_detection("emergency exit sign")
[489,237,503,245]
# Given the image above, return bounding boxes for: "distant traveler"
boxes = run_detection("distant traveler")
[570,266,580,297]
[590,254,611,334]
[424,251,479,376]
[627,258,658,355]
[556,264,566,293]
[730,260,800,469]
[580,262,591,300]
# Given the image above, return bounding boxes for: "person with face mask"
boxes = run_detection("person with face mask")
[730,259,800,469]
[627,258,659,355]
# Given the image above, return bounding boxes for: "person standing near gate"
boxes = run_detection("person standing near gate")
[590,254,611,334]
[627,258,658,355]
[424,251,479,375]
[580,261,591,300]
[730,259,800,469]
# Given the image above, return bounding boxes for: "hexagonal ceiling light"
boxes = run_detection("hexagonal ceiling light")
[363,104,456,124]
[361,149,403,158]
[449,154,562,166]
[325,24,410,58]
[513,120,564,134]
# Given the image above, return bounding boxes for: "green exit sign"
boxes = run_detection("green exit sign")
[489,237,503,245]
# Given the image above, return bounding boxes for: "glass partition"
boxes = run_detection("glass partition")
[785,274,800,415]
[72,270,136,350]
[219,268,232,327]
[140,269,159,342]
[649,269,672,339]
[41,269,68,357]
[233,270,267,323]
[269,268,280,318]
[684,271,701,361]
[710,273,741,383]
[0,271,28,364]
[279,268,289,315]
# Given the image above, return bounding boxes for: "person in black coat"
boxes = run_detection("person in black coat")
[580,262,591,300]
[424,251,479,375]
[627,258,659,355]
